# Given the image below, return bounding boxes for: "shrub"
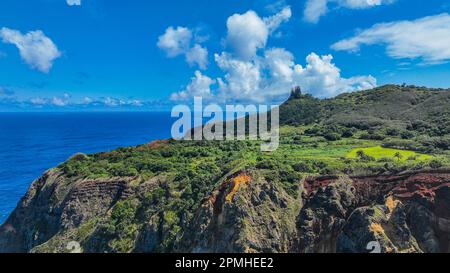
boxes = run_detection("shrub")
[160,149,177,158]
[256,159,277,169]
[356,150,375,162]
[386,128,400,136]
[324,132,341,141]
[360,132,385,141]
[292,162,313,173]
[401,130,415,139]
[377,157,394,163]
[70,153,89,161]
[313,161,328,171]
[429,160,444,169]
[342,130,354,138]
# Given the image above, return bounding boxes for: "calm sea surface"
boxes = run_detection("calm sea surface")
[0,112,174,224]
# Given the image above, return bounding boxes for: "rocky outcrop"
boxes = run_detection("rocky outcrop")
[0,169,159,253]
[296,170,450,253]
[1,167,449,253]
[180,172,301,253]
[296,177,357,253]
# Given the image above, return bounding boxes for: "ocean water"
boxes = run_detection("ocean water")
[0,112,174,224]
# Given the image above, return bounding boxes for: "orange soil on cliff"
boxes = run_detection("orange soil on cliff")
[226,174,252,203]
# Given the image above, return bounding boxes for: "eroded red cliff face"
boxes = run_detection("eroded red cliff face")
[179,170,450,253]
[297,170,450,253]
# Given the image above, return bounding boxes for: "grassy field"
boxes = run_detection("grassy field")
[347,146,433,161]
[236,126,443,175]
[60,125,448,185]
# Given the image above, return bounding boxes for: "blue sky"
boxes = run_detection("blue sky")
[0,0,450,111]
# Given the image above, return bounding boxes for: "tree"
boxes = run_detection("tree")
[394,152,403,161]
[401,130,415,139]
[356,150,375,162]
[356,150,366,160]
[342,129,354,138]
[429,160,443,169]
[324,132,341,141]
[290,86,302,100]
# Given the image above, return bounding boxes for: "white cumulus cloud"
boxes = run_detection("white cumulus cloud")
[226,11,268,60]
[171,7,375,103]
[215,52,262,100]
[332,13,450,64]
[293,53,377,98]
[157,26,209,69]
[304,0,395,23]
[172,49,375,102]
[265,48,295,83]
[66,0,81,6]
[186,44,209,70]
[226,7,291,60]
[51,93,71,106]
[30,97,48,106]
[171,71,216,101]
[30,93,71,107]
[264,6,292,34]
[157,26,193,57]
[0,27,61,73]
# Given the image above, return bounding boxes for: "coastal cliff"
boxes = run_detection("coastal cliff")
[1,168,449,253]
[1,85,450,253]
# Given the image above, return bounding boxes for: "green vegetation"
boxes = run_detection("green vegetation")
[347,146,433,162]
[54,84,450,252]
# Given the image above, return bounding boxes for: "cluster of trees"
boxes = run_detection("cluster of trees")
[383,136,450,153]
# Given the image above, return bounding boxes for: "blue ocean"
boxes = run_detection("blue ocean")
[0,112,174,224]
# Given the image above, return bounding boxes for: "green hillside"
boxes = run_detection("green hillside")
[3,84,450,253]
[281,85,450,154]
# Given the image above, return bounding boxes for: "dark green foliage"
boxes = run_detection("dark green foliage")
[324,132,341,141]
[290,86,303,99]
[280,84,450,142]
[280,93,322,126]
[386,128,400,136]
[292,162,314,173]
[356,150,375,162]
[401,130,415,139]
[383,136,450,153]
[54,84,450,253]
[429,160,444,169]
[101,199,140,253]
[342,129,354,138]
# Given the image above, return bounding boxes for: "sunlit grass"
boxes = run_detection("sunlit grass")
[347,146,433,161]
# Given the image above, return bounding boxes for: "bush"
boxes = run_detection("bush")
[160,149,177,158]
[377,157,394,163]
[70,153,89,161]
[279,170,301,183]
[401,130,415,139]
[342,130,354,138]
[305,126,320,135]
[324,132,341,141]
[386,128,400,136]
[313,161,328,171]
[356,150,375,162]
[256,159,277,169]
[360,132,385,141]
[429,160,444,169]
[292,162,313,173]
